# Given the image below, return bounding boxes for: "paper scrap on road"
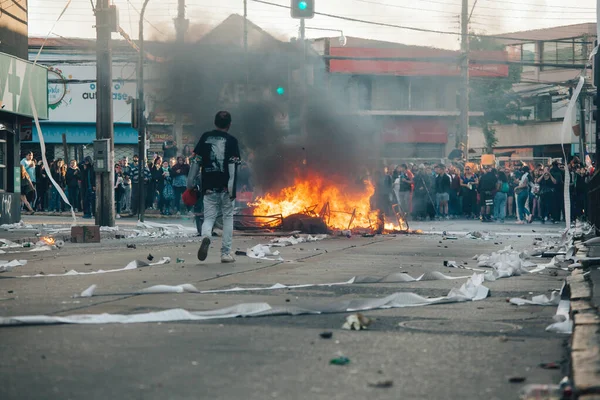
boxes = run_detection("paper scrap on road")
[342,313,371,330]
[0,274,490,326]
[17,257,171,278]
[0,239,23,248]
[353,271,471,283]
[0,260,27,273]
[545,300,572,334]
[475,247,556,280]
[246,244,283,261]
[0,221,34,230]
[270,235,328,247]
[136,221,196,237]
[509,291,560,306]
[79,285,97,298]
[465,231,493,240]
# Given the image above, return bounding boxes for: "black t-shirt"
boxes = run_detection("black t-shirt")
[194,130,241,195]
[479,172,498,192]
[435,174,451,194]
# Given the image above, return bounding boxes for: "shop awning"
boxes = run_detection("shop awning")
[31,123,138,144]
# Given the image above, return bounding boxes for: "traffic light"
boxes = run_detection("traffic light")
[291,0,315,19]
[276,86,286,96]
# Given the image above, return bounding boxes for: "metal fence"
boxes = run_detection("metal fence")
[588,171,600,235]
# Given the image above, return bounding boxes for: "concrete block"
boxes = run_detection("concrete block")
[572,346,600,393]
[572,281,592,301]
[71,226,101,243]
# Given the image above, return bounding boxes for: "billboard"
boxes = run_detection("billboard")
[46,64,136,123]
[0,52,48,119]
[329,47,509,78]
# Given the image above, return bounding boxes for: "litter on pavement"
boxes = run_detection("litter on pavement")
[0,273,490,326]
[18,257,171,278]
[0,259,27,273]
[342,313,372,330]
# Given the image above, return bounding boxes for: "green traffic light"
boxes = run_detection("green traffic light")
[276,87,285,95]
[298,1,307,10]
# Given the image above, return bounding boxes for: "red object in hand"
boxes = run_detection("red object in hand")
[182,189,198,206]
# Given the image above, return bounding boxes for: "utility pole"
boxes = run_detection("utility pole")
[579,91,587,159]
[459,0,470,157]
[95,0,115,227]
[173,0,188,154]
[596,50,600,164]
[138,0,151,222]
[300,18,307,140]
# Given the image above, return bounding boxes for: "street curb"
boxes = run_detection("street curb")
[569,264,600,398]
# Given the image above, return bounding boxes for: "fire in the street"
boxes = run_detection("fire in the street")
[251,175,378,230]
[40,236,56,246]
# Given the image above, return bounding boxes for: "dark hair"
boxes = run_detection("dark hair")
[400,163,408,169]
[522,166,530,173]
[498,171,508,182]
[214,111,232,129]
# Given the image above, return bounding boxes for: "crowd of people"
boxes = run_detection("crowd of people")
[374,157,595,224]
[19,136,253,220]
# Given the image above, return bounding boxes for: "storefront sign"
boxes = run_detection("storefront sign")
[0,52,48,119]
[45,64,136,123]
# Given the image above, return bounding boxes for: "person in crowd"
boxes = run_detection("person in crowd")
[572,166,588,220]
[448,165,462,218]
[49,159,66,213]
[494,170,509,223]
[170,156,189,214]
[505,164,516,219]
[434,164,451,220]
[120,157,132,176]
[150,157,164,210]
[460,165,478,218]
[182,144,192,158]
[448,143,465,161]
[536,166,557,224]
[515,165,532,224]
[531,168,543,221]
[478,165,498,222]
[160,161,174,215]
[195,111,241,263]
[413,164,434,221]
[395,164,413,215]
[549,161,564,222]
[81,156,96,219]
[114,163,125,218]
[65,159,81,212]
[21,151,37,205]
[35,160,49,211]
[162,136,178,159]
[20,165,35,214]
[122,173,132,214]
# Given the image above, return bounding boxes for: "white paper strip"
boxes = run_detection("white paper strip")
[18,257,171,278]
[509,291,560,306]
[0,260,27,273]
[0,274,489,326]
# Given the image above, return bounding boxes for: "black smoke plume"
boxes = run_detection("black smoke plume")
[154,40,376,194]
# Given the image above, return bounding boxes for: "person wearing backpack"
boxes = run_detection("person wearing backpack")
[494,170,509,223]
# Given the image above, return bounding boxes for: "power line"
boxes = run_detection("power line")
[249,0,592,43]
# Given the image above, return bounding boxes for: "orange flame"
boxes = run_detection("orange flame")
[251,175,377,230]
[40,236,55,245]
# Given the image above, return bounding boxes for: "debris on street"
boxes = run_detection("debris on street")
[319,331,333,339]
[342,313,372,330]
[0,259,27,273]
[329,356,351,366]
[367,379,394,388]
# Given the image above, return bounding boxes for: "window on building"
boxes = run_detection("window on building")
[541,38,590,70]
[522,43,536,73]
[345,76,372,110]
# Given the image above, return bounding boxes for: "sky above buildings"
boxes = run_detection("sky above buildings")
[30,0,597,49]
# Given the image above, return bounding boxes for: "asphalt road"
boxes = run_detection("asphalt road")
[0,217,568,400]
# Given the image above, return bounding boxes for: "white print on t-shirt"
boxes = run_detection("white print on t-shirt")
[205,136,227,174]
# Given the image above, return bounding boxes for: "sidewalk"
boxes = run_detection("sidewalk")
[569,238,600,399]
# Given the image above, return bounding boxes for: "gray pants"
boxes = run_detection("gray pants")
[201,192,234,256]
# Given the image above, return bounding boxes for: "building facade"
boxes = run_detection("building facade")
[1,2,48,225]
[26,38,140,163]
[470,23,597,159]
[312,37,508,162]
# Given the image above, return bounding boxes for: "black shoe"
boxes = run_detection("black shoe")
[197,236,211,261]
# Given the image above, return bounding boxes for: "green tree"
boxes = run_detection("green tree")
[469,35,527,153]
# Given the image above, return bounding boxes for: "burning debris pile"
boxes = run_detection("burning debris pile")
[155,34,409,234]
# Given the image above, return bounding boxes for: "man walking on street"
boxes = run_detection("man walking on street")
[195,111,241,263]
